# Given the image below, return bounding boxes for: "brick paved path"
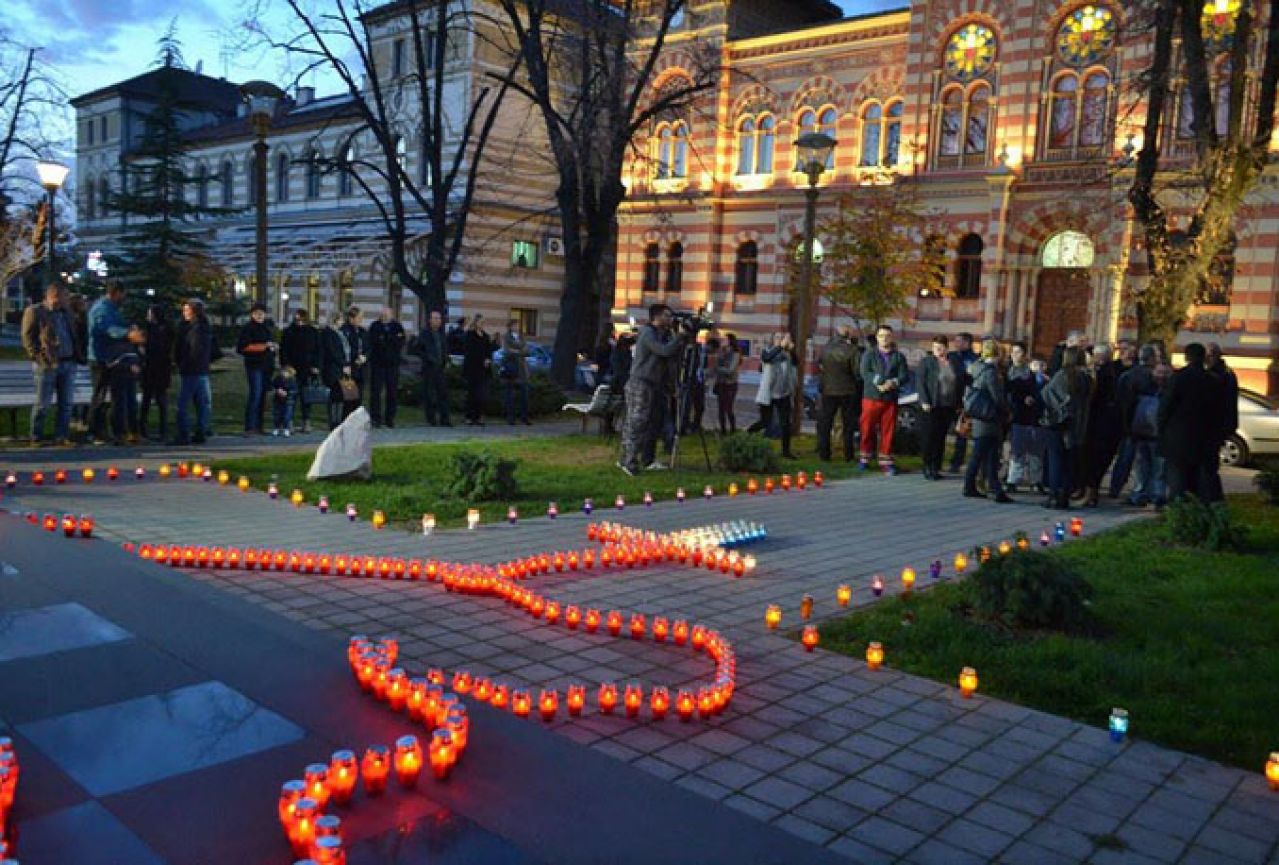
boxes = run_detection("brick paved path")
[5,468,1277,864]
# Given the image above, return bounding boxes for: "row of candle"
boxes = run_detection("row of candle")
[22,512,94,537]
[0,738,18,851]
[586,522,760,575]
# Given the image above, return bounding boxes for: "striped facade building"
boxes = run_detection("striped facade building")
[616,0,1279,395]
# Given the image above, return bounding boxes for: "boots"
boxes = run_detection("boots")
[1083,486,1100,508]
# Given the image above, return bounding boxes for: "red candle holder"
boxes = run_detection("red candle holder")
[361,745,390,795]
[539,689,558,722]
[598,683,618,714]
[566,684,586,717]
[650,686,670,720]
[394,735,424,788]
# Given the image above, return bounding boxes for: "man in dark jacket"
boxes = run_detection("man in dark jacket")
[917,334,964,479]
[236,302,276,435]
[281,309,321,432]
[173,298,214,444]
[945,332,978,473]
[140,304,174,441]
[368,307,406,427]
[86,282,132,443]
[816,326,860,462]
[411,310,451,426]
[1204,342,1238,501]
[1117,344,1164,506]
[1081,343,1124,506]
[618,304,686,476]
[316,314,351,430]
[340,306,371,409]
[22,283,81,445]
[859,324,910,474]
[1159,342,1226,504]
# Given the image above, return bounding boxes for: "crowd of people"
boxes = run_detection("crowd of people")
[21,280,539,447]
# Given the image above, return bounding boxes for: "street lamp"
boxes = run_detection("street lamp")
[239,80,285,306]
[793,131,836,431]
[36,160,70,286]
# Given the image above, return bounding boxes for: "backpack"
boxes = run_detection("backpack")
[1131,393,1160,439]
[963,384,999,422]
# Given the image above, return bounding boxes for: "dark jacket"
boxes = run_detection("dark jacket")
[236,319,276,370]
[965,359,1006,439]
[462,329,497,381]
[1042,368,1092,449]
[860,346,909,402]
[818,337,860,397]
[1207,362,1239,440]
[1159,363,1225,464]
[1087,359,1123,433]
[369,319,406,368]
[317,326,348,388]
[630,323,683,389]
[1006,365,1044,427]
[412,327,448,369]
[1117,363,1158,437]
[21,303,79,369]
[175,317,214,376]
[610,340,633,393]
[917,352,964,410]
[340,323,370,377]
[281,323,320,375]
[142,321,174,389]
[500,331,532,383]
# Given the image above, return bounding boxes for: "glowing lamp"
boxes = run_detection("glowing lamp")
[1016,536,1030,551]
[691,624,707,650]
[545,601,561,624]
[765,605,782,630]
[566,684,586,716]
[467,509,480,530]
[629,613,646,640]
[781,474,791,491]
[954,553,968,574]
[278,779,306,829]
[998,540,1011,556]
[42,513,57,532]
[538,689,559,722]
[313,835,344,864]
[303,763,331,809]
[652,616,669,642]
[624,685,643,718]
[676,689,695,722]
[59,514,75,537]
[190,462,203,477]
[1070,517,1083,537]
[747,478,759,495]
[958,666,979,698]
[872,575,884,597]
[866,641,885,670]
[491,684,510,709]
[1039,531,1051,547]
[268,482,279,499]
[327,751,358,805]
[607,610,623,636]
[697,687,715,719]
[372,510,387,530]
[236,475,250,492]
[672,620,690,645]
[801,625,819,652]
[729,483,739,496]
[650,686,670,720]
[615,494,625,511]
[32,470,45,485]
[346,503,358,521]
[979,546,991,564]
[54,469,67,484]
[512,690,532,718]
[214,469,228,486]
[797,472,808,490]
[764,478,775,494]
[676,487,686,503]
[548,501,558,519]
[289,798,319,855]
[703,485,713,499]
[290,489,305,507]
[451,670,473,695]
[598,683,618,714]
[901,568,916,593]
[837,585,852,607]
[507,506,518,524]
[74,515,94,538]
[201,468,212,482]
[82,467,95,483]
[583,497,594,514]
[800,594,814,621]
[360,746,390,795]
[1267,753,1279,791]
[1109,707,1129,743]
[159,464,173,479]
[4,472,15,488]
[393,735,423,788]
[585,609,601,633]
[429,729,455,780]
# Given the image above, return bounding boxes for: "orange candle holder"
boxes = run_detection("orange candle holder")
[304,762,331,809]
[430,729,455,780]
[676,689,695,722]
[565,606,582,629]
[82,468,95,483]
[836,585,852,607]
[361,746,390,795]
[624,684,643,718]
[652,616,669,642]
[539,689,559,722]
[697,687,715,719]
[491,684,510,710]
[866,641,884,671]
[901,568,916,593]
[598,683,618,714]
[801,625,819,652]
[800,594,814,621]
[394,735,424,788]
[566,684,586,717]
[1266,752,1279,791]
[629,613,646,640]
[672,620,690,646]
[606,610,623,636]
[278,779,306,830]
[958,666,979,698]
[289,797,319,856]
[327,751,358,804]
[512,690,532,718]
[765,604,782,630]
[650,686,670,720]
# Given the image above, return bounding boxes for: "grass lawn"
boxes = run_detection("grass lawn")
[214,433,917,530]
[820,495,1279,769]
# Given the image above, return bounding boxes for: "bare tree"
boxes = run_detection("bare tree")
[246,0,516,314]
[492,0,719,383]
[0,31,68,216]
[1128,0,1279,344]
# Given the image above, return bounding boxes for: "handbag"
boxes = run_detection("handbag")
[302,384,329,406]
[339,376,360,403]
[954,412,973,438]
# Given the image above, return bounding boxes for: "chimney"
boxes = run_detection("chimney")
[297,86,315,107]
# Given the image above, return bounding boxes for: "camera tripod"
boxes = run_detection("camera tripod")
[670,337,712,472]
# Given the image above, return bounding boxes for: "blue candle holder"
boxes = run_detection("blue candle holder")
[1108,707,1129,743]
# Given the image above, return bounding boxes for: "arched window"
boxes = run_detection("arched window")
[666,242,684,294]
[965,84,990,155]
[939,88,963,156]
[642,243,661,293]
[306,149,322,199]
[735,241,759,296]
[99,176,110,215]
[937,22,999,168]
[275,151,290,202]
[737,118,756,176]
[885,101,903,166]
[859,103,883,166]
[955,234,984,298]
[195,164,208,208]
[794,109,815,170]
[85,178,96,220]
[672,122,688,178]
[654,121,689,179]
[819,107,837,168]
[1079,71,1109,145]
[1046,69,1111,154]
[1042,230,1096,268]
[220,160,234,207]
[338,143,355,196]
[859,100,904,168]
[757,116,775,173]
[1049,75,1078,150]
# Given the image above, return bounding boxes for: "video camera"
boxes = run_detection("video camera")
[671,304,715,334]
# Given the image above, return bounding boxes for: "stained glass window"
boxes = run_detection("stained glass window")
[1041,230,1095,268]
[1056,6,1116,67]
[1050,76,1079,149]
[1202,0,1240,53]
[944,24,997,82]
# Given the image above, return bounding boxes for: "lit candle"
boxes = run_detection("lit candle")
[1039,530,1051,546]
[624,684,643,718]
[82,468,95,483]
[565,605,582,629]
[216,469,229,485]
[291,489,305,507]
[33,470,45,485]
[78,515,94,538]
[290,797,319,856]
[491,684,510,710]
[800,594,814,620]
[598,683,618,714]
[728,483,739,497]
[467,509,480,530]
[268,481,279,499]
[318,496,329,514]
[584,609,601,633]
[346,503,358,521]
[1266,753,1279,791]
[672,620,690,645]
[421,513,436,535]
[629,613,646,640]
[539,689,559,722]
[507,506,518,524]
[650,686,670,720]
[747,478,758,495]
[61,514,76,536]
[765,604,782,629]
[781,474,791,491]
[866,641,884,671]
[566,684,586,717]
[901,567,916,593]
[998,540,1012,556]
[201,467,212,482]
[615,494,625,511]
[361,745,390,794]
[1108,708,1129,743]
[327,751,358,804]
[676,487,686,503]
[547,501,558,519]
[764,478,774,494]
[872,575,884,597]
[954,553,968,574]
[676,689,695,722]
[394,735,424,787]
[372,510,387,530]
[303,763,331,808]
[277,779,306,830]
[512,690,532,718]
[1016,536,1030,551]
[801,625,819,652]
[652,616,669,642]
[583,497,594,515]
[703,485,713,499]
[4,472,15,489]
[237,475,250,492]
[1070,517,1083,537]
[430,730,455,780]
[958,666,978,698]
[837,585,852,607]
[54,469,67,484]
[312,835,345,865]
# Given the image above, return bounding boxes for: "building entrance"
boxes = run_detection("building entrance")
[1032,269,1091,360]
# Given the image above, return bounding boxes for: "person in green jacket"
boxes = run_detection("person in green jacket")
[858,324,910,474]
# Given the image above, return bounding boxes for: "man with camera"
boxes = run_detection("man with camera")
[618,303,688,476]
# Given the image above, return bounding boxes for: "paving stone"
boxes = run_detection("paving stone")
[733,745,796,773]
[851,816,926,857]
[826,834,894,865]
[933,818,1016,859]
[768,731,826,759]
[903,839,987,865]
[1020,821,1098,862]
[1179,845,1258,865]
[859,763,925,796]
[880,796,953,836]
[1048,801,1125,837]
[1191,824,1272,864]
[742,776,814,811]
[632,755,683,782]
[673,773,732,802]
[793,795,867,833]
[722,793,782,823]
[1089,848,1165,865]
[655,741,717,772]
[935,765,1003,798]
[687,728,752,756]
[770,814,835,847]
[997,840,1082,865]
[828,778,898,813]
[965,800,1036,838]
[907,781,979,816]
[698,758,767,792]
[776,760,844,793]
[1128,801,1209,843]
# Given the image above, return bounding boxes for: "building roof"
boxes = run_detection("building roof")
[181,93,364,147]
[70,65,242,110]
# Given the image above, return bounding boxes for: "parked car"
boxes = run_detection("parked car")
[1220,388,1279,466]
[491,341,553,376]
[803,376,921,433]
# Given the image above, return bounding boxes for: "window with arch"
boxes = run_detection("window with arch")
[666,242,684,293]
[736,115,776,176]
[220,160,234,207]
[1041,230,1095,268]
[859,100,903,167]
[642,243,661,293]
[195,164,209,208]
[794,106,839,171]
[954,233,984,298]
[338,143,355,196]
[1046,69,1111,154]
[99,176,110,216]
[735,241,759,296]
[654,122,689,179]
[936,21,999,169]
[306,149,322,199]
[276,152,290,202]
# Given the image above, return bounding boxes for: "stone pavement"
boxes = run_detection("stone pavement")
[3,469,1278,864]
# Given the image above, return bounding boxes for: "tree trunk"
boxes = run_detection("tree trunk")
[552,252,588,385]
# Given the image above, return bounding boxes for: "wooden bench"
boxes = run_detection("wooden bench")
[0,360,94,438]
[562,384,624,436]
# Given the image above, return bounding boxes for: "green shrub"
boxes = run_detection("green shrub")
[1164,495,1248,550]
[1253,466,1279,506]
[397,368,564,417]
[969,549,1094,633]
[445,450,519,502]
[717,432,780,473]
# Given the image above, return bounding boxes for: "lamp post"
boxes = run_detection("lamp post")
[793,132,837,431]
[239,81,285,307]
[36,160,70,286]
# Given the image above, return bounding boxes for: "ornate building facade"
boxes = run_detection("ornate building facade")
[616,0,1279,395]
